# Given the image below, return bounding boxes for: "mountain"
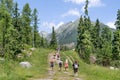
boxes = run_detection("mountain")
[56,19,114,47]
[39,31,49,38]
[56,20,78,45]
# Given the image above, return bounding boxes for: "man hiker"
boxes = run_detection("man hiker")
[58,60,63,71]
[72,60,79,76]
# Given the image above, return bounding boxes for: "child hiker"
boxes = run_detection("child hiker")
[50,58,54,70]
[64,59,68,71]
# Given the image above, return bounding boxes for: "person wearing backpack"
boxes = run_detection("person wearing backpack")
[72,60,79,76]
[58,60,63,71]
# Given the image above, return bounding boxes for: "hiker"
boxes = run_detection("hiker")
[58,60,63,71]
[53,53,56,59]
[50,58,54,70]
[72,60,79,76]
[64,59,68,71]
[56,52,60,60]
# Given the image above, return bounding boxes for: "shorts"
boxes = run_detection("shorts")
[50,64,54,67]
[74,68,78,73]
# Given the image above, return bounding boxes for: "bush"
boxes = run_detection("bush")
[111,60,120,68]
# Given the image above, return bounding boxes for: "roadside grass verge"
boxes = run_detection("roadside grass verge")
[0,48,53,80]
[61,50,120,80]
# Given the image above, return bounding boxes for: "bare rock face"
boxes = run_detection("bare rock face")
[90,55,96,64]
[19,61,31,68]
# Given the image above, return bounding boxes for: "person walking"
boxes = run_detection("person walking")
[72,60,79,76]
[58,60,63,71]
[64,59,68,71]
[50,58,54,70]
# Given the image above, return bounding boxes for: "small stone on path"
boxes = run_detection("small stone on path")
[75,78,82,80]
[31,79,53,80]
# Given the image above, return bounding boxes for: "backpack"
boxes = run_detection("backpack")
[74,64,78,68]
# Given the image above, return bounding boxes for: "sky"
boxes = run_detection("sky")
[14,0,120,33]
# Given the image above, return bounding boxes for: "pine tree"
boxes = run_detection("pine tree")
[12,2,20,30]
[94,19,100,48]
[50,27,57,49]
[81,30,92,63]
[0,3,20,59]
[40,34,44,47]
[5,0,14,15]
[84,0,89,16]
[76,16,83,53]
[97,27,112,66]
[21,3,32,46]
[76,0,92,63]
[12,2,23,53]
[115,9,120,30]
[112,30,120,60]
[112,9,120,67]
[32,8,39,47]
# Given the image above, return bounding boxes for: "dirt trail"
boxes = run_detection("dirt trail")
[30,52,83,80]
[47,53,82,80]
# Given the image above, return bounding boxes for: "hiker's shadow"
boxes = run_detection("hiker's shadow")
[69,74,74,77]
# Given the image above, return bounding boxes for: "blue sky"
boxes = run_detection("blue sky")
[14,0,120,33]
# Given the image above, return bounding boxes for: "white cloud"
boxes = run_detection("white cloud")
[64,0,104,7]
[106,21,116,29]
[64,0,84,4]
[80,0,105,13]
[89,0,105,7]
[42,21,64,30]
[42,22,55,28]
[62,8,80,17]
[81,5,85,13]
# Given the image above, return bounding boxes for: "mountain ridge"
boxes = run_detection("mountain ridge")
[45,18,114,48]
[56,19,114,46]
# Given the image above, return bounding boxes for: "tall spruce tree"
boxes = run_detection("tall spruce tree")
[76,0,92,63]
[40,34,44,47]
[76,16,84,54]
[50,27,57,49]
[12,2,20,30]
[0,3,20,59]
[115,9,120,30]
[5,0,14,16]
[0,0,43,59]
[97,27,112,66]
[91,19,101,50]
[84,0,89,16]
[81,30,92,63]
[112,31,120,60]
[12,2,23,53]
[21,3,32,46]
[32,8,39,47]
[112,9,120,67]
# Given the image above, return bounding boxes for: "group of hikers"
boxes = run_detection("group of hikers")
[49,51,79,76]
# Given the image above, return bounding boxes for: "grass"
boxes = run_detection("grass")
[1,48,120,80]
[0,48,53,80]
[61,50,120,80]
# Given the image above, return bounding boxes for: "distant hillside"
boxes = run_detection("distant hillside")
[56,19,114,46]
